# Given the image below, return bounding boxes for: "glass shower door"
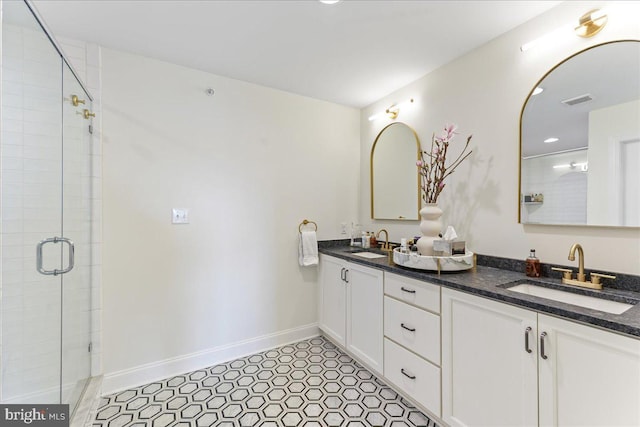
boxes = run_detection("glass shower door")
[1,0,63,403]
[1,1,93,411]
[61,63,92,408]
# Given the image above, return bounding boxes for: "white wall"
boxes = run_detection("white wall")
[360,1,640,275]
[100,48,360,391]
[587,100,640,225]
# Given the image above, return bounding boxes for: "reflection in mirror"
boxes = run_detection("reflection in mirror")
[371,122,420,220]
[520,40,640,227]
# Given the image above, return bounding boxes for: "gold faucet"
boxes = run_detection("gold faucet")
[551,243,616,290]
[568,243,586,282]
[376,229,390,250]
[376,229,396,265]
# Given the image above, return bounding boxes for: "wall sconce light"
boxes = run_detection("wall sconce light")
[575,9,608,38]
[368,98,415,121]
[520,8,608,52]
[553,161,588,171]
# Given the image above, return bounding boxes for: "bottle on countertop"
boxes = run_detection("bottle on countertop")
[525,249,541,277]
[400,238,407,254]
[370,232,377,248]
[362,232,370,249]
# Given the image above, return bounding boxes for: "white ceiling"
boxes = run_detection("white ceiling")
[31,0,560,108]
[522,41,640,157]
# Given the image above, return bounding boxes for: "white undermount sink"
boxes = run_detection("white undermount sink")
[507,283,634,315]
[350,251,387,259]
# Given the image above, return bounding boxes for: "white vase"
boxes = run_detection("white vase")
[416,203,443,256]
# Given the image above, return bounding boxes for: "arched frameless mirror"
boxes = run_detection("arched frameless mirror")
[371,122,420,220]
[519,40,640,227]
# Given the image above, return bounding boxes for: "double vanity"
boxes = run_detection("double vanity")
[317,243,640,427]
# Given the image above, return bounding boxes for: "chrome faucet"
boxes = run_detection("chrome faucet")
[376,229,390,250]
[568,243,586,282]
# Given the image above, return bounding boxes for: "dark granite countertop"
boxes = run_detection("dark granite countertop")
[319,243,640,339]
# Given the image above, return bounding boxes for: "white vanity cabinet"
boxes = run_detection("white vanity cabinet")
[537,313,640,427]
[318,255,348,346]
[441,288,538,427]
[318,254,384,374]
[442,288,640,427]
[383,273,442,418]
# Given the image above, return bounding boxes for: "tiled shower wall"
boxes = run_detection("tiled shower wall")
[1,21,64,402]
[521,149,588,224]
[0,18,102,402]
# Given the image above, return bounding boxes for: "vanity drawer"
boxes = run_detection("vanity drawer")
[384,338,441,417]
[384,296,440,365]
[384,272,440,314]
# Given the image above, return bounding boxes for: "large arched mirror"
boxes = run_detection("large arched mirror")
[371,122,420,220]
[519,40,640,227]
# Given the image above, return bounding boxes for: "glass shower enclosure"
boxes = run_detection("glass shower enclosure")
[1,0,94,414]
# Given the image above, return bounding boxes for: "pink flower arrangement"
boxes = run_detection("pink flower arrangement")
[417,123,473,204]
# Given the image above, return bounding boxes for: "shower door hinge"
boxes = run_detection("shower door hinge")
[88,342,92,353]
[88,124,94,134]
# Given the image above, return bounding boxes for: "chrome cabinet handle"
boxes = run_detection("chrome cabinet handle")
[401,368,416,380]
[36,237,75,276]
[340,268,345,281]
[400,287,416,294]
[401,323,416,332]
[540,332,548,360]
[524,327,532,354]
[344,269,349,283]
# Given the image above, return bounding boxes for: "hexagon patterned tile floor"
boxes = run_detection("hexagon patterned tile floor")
[92,336,438,427]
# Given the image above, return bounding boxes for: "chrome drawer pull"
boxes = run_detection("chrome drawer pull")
[524,326,532,354]
[400,287,416,294]
[401,369,416,380]
[540,332,548,360]
[401,323,416,332]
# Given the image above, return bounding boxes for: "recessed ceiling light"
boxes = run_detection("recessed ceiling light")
[319,0,341,4]
[532,87,544,96]
[544,137,559,143]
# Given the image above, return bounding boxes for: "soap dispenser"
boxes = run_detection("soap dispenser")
[525,249,541,277]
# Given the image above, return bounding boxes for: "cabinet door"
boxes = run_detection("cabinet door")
[442,289,538,427]
[346,262,384,374]
[319,255,347,346]
[538,314,640,427]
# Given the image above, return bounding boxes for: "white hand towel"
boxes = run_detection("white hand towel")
[298,231,318,266]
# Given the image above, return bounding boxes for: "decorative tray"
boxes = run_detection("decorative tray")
[393,247,474,272]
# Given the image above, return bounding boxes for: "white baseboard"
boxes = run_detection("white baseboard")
[102,323,319,395]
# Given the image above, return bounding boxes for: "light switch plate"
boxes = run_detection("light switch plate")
[172,208,189,224]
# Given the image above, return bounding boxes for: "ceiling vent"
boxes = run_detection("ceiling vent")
[561,93,593,106]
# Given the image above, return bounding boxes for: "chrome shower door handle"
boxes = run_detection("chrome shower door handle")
[37,237,57,275]
[36,237,75,276]
[59,237,75,275]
